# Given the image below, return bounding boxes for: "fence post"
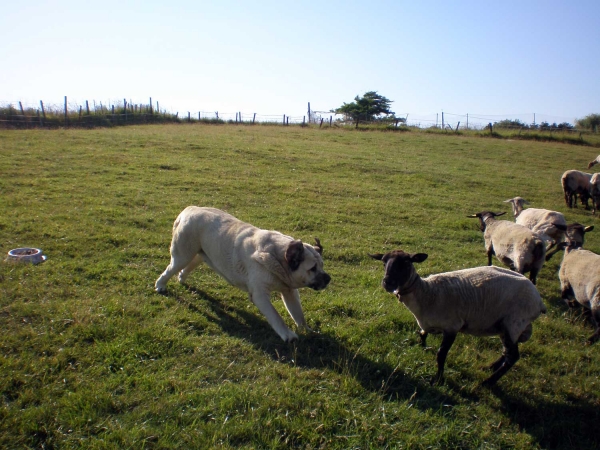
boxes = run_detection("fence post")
[124,99,127,121]
[188,112,191,122]
[320,118,323,128]
[330,116,332,127]
[37,109,42,126]
[216,112,219,120]
[287,116,289,126]
[79,106,82,122]
[303,116,305,126]
[86,100,90,115]
[253,113,256,123]
[40,100,46,120]
[64,96,68,124]
[199,112,201,120]
[150,97,153,114]
[455,122,460,132]
[19,101,25,117]
[283,115,285,125]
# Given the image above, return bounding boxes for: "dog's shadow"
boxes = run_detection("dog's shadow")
[177,285,443,406]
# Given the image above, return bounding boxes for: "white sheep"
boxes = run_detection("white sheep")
[370,250,546,386]
[589,173,600,214]
[504,197,567,245]
[468,211,546,285]
[558,238,600,344]
[561,170,592,209]
[587,155,600,169]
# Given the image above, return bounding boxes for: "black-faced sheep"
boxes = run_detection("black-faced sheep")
[370,250,546,386]
[589,173,600,214]
[468,211,546,284]
[545,223,594,261]
[561,170,592,209]
[557,228,600,344]
[504,196,567,245]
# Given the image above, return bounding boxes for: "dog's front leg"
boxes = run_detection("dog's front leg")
[280,288,313,333]
[250,290,298,342]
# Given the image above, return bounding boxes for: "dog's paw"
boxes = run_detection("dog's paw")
[283,331,299,342]
[155,285,167,294]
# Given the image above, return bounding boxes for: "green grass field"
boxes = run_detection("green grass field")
[1,124,599,449]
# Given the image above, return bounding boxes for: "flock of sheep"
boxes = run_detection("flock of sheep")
[371,155,600,386]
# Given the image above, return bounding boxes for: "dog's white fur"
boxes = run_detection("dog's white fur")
[155,207,331,341]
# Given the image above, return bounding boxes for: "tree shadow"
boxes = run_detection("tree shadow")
[176,285,449,409]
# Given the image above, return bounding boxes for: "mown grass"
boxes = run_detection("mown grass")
[1,124,599,449]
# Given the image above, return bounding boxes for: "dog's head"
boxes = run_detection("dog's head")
[285,238,331,290]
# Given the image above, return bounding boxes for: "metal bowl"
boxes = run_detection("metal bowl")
[6,248,47,264]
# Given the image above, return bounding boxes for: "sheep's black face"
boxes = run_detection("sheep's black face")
[566,223,594,249]
[370,250,427,293]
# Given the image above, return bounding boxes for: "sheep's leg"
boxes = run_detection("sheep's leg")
[486,249,494,266]
[419,329,428,347]
[431,332,456,386]
[488,354,506,372]
[587,303,600,344]
[482,334,519,387]
[529,268,539,285]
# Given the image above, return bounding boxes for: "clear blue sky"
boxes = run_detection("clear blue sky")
[2,0,598,127]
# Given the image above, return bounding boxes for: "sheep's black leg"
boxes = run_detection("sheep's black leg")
[419,329,428,347]
[431,332,456,386]
[488,354,506,372]
[529,269,538,285]
[587,305,600,344]
[482,333,519,387]
[487,249,494,266]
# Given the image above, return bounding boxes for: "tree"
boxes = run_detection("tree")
[576,114,600,131]
[335,91,394,128]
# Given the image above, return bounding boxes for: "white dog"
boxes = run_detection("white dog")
[155,207,331,341]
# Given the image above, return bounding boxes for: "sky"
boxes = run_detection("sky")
[2,0,599,128]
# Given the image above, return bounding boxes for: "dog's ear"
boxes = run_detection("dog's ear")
[314,237,323,255]
[285,240,305,271]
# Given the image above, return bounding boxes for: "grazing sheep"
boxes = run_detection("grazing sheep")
[561,170,592,209]
[545,223,594,261]
[558,238,600,344]
[370,250,546,386]
[468,211,546,284]
[587,155,600,169]
[504,196,567,245]
[589,173,600,214]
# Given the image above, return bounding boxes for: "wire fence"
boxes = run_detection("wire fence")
[0,97,593,133]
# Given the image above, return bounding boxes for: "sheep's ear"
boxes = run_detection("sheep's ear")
[503,199,514,204]
[466,214,479,218]
[585,226,595,233]
[493,211,507,217]
[410,253,428,263]
[369,253,385,261]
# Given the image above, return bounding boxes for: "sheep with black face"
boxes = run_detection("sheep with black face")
[370,250,546,387]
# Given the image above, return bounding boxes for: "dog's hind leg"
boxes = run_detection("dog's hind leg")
[155,245,200,292]
[178,254,204,284]
[280,288,312,332]
[250,290,298,342]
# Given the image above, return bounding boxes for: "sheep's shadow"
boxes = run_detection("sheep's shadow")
[177,285,446,408]
[492,388,600,449]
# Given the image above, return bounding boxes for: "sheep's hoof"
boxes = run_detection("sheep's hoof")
[429,375,443,386]
[481,378,498,388]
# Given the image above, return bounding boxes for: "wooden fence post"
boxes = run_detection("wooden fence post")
[19,101,25,117]
[79,106,82,121]
[283,115,285,125]
[216,112,219,120]
[86,100,90,115]
[188,112,191,122]
[40,100,46,120]
[330,116,332,127]
[455,122,460,132]
[64,96,68,124]
[303,116,305,126]
[253,113,256,123]
[37,109,42,126]
[320,118,323,128]
[150,97,153,114]
[124,99,127,121]
[199,112,201,120]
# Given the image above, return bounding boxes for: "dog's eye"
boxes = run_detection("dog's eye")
[309,264,317,272]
